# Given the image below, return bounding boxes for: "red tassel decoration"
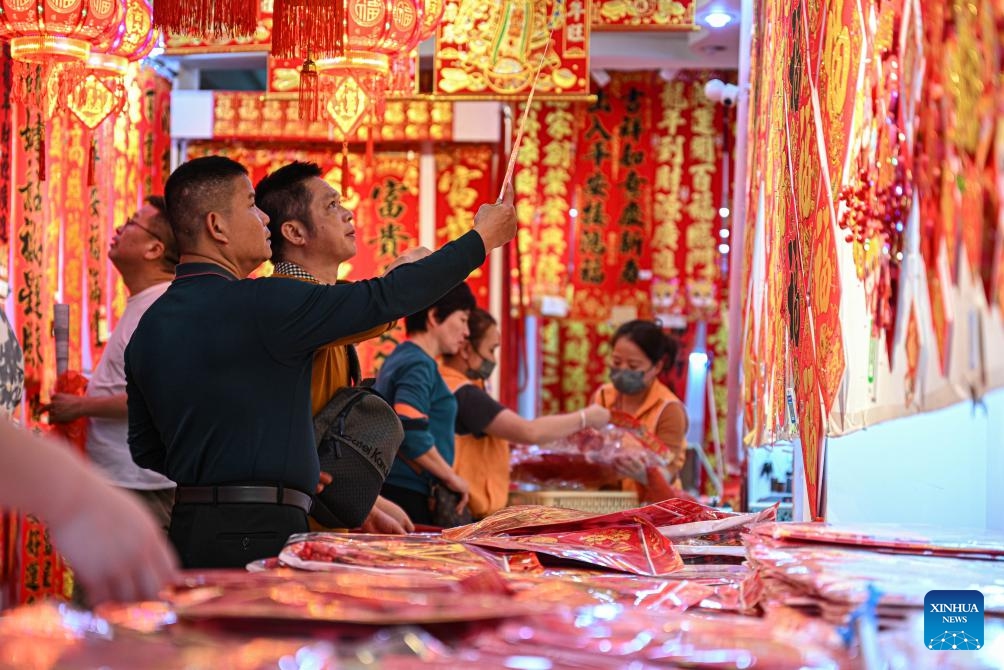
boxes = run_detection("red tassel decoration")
[341,141,350,196]
[272,0,347,59]
[37,123,46,182]
[365,107,375,184]
[153,0,259,40]
[298,58,321,122]
[87,138,97,187]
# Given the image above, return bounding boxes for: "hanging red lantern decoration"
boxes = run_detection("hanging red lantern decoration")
[67,0,156,130]
[0,0,126,115]
[88,0,156,77]
[152,0,258,41]
[385,0,442,97]
[0,0,124,64]
[273,0,444,125]
[417,0,444,41]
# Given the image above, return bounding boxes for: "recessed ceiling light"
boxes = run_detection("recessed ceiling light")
[704,10,733,28]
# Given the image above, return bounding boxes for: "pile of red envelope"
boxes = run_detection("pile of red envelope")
[745,523,1004,628]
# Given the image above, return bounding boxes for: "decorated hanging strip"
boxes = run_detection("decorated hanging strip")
[511,101,544,309]
[435,0,590,97]
[435,144,495,306]
[353,152,422,377]
[790,2,845,417]
[510,100,575,310]
[10,96,72,606]
[213,93,453,143]
[0,49,11,294]
[55,116,88,374]
[591,0,696,30]
[570,87,616,321]
[12,102,50,422]
[539,317,615,414]
[650,72,726,325]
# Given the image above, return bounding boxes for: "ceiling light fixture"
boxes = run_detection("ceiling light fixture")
[704,11,733,28]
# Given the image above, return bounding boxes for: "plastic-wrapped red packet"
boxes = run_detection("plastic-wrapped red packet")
[504,572,750,614]
[750,521,1004,558]
[445,498,729,541]
[464,546,545,573]
[469,605,851,669]
[464,521,684,576]
[662,505,777,545]
[167,569,535,627]
[745,534,1004,616]
[279,532,497,576]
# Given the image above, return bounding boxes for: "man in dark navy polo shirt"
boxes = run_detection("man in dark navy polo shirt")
[125,156,516,568]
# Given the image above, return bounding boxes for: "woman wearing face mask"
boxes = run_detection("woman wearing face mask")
[439,308,611,518]
[592,319,689,502]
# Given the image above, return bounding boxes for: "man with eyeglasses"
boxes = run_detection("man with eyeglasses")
[49,196,179,531]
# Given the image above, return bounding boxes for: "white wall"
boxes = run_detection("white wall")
[825,387,1004,530]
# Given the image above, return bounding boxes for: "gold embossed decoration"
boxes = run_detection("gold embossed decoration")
[592,0,696,30]
[435,0,590,97]
[66,73,124,129]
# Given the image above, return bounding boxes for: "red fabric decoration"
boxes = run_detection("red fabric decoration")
[153,0,259,40]
[48,371,89,455]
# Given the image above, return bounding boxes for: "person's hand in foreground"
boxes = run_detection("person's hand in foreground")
[0,419,178,604]
[359,496,415,534]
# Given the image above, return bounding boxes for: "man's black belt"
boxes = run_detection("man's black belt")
[175,485,312,514]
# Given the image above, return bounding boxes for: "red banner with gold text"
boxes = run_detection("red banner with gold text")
[435,144,495,306]
[435,0,591,97]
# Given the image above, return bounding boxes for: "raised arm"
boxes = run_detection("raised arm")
[485,404,610,445]
[260,191,517,359]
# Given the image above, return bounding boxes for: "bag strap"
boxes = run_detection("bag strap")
[346,343,361,387]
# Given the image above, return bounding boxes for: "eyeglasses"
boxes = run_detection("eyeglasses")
[124,216,164,243]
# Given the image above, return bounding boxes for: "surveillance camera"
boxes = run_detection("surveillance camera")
[704,79,740,107]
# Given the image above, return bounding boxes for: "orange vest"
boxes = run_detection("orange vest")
[593,380,688,490]
[271,271,392,414]
[438,363,511,519]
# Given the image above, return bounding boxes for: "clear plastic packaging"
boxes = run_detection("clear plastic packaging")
[166,568,536,627]
[510,422,668,490]
[468,605,851,669]
[279,532,498,577]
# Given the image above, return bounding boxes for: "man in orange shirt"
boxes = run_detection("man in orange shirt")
[256,161,418,533]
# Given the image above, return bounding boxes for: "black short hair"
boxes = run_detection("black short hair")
[164,156,248,252]
[254,161,321,262]
[405,282,477,335]
[467,307,497,349]
[143,195,179,267]
[611,320,679,368]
